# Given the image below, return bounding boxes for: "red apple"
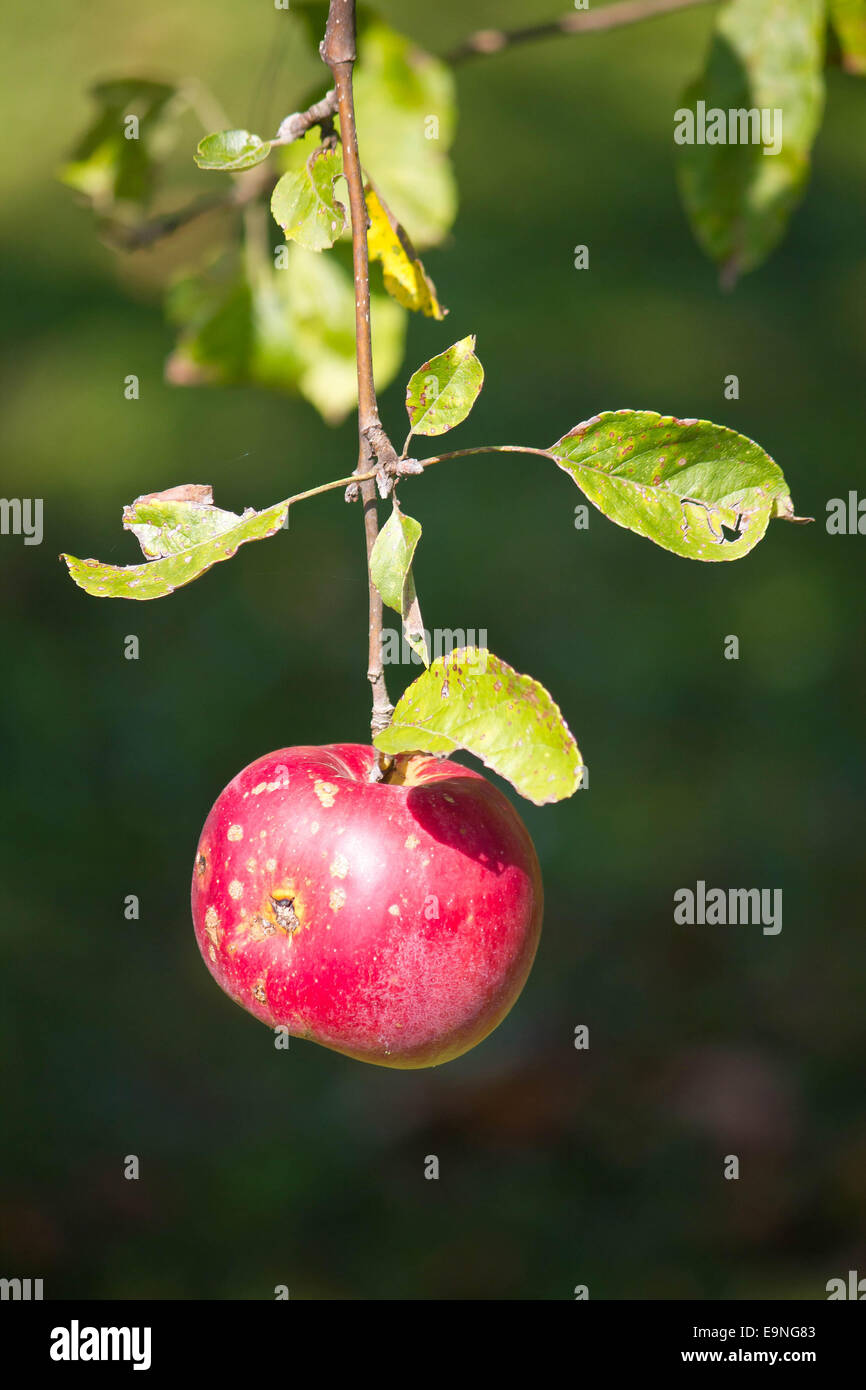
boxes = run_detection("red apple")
[191,744,543,1068]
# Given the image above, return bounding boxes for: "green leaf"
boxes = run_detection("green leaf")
[549,410,806,561]
[165,244,406,425]
[194,129,272,172]
[165,262,256,384]
[370,504,429,664]
[353,22,457,249]
[374,649,583,806]
[366,183,445,318]
[829,0,866,73]
[274,244,406,422]
[405,335,483,438]
[59,79,179,210]
[676,0,826,283]
[270,145,346,251]
[62,486,288,600]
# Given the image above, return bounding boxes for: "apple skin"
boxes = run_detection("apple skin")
[191,744,543,1068]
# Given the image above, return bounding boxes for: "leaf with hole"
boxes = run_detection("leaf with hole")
[62,488,289,600]
[549,410,807,561]
[374,649,583,805]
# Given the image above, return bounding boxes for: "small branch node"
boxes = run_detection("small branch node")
[375,468,393,500]
[273,89,339,145]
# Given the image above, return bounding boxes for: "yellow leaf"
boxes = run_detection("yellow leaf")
[365,184,446,320]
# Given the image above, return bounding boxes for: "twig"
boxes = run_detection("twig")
[100,90,337,253]
[445,0,715,64]
[102,192,239,252]
[273,88,338,144]
[321,0,396,741]
[281,447,555,514]
[411,445,557,469]
[286,467,379,506]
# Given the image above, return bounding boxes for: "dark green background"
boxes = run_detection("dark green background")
[1,0,864,1299]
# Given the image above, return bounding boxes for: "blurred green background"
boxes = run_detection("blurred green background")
[1,0,865,1299]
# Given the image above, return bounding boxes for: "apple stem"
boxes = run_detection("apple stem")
[321,0,395,745]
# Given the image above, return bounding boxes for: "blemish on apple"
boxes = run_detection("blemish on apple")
[270,892,301,934]
[314,780,338,807]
